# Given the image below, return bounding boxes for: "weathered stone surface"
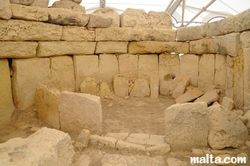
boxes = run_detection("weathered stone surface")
[159,54,180,95]
[73,55,99,91]
[47,56,75,91]
[214,33,240,56]
[201,16,235,37]
[59,92,102,134]
[97,137,117,148]
[35,85,60,129]
[138,54,158,80]
[125,133,149,145]
[175,88,204,103]
[70,154,91,166]
[113,75,129,97]
[225,55,234,99]
[52,1,85,13]
[176,26,203,41]
[60,0,82,4]
[0,0,12,20]
[150,74,159,99]
[10,0,33,5]
[105,133,129,141]
[240,31,250,48]
[146,135,165,146]
[118,54,138,79]
[0,42,37,59]
[172,75,190,99]
[95,27,142,41]
[116,140,146,152]
[120,8,149,29]
[190,38,216,54]
[99,54,118,88]
[12,58,50,110]
[80,77,98,95]
[244,110,250,129]
[221,96,235,111]
[95,42,128,54]
[87,14,112,28]
[235,8,250,32]
[179,54,199,86]
[0,20,62,41]
[198,54,215,88]
[47,8,89,26]
[62,26,95,41]
[208,104,248,149]
[195,90,219,105]
[75,129,90,150]
[0,59,15,125]
[128,41,189,54]
[244,48,250,110]
[142,29,176,41]
[167,158,188,166]
[99,82,112,96]
[147,11,172,29]
[11,4,48,21]
[130,78,150,98]
[214,54,226,90]
[0,127,74,166]
[164,102,209,150]
[102,154,165,166]
[37,42,96,57]
[93,7,120,27]
[146,144,170,155]
[30,0,49,8]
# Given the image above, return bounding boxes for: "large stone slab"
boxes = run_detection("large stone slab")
[244,48,250,110]
[159,53,180,95]
[35,85,60,129]
[179,54,199,86]
[93,7,120,27]
[172,75,190,99]
[0,0,12,20]
[214,54,226,90]
[0,127,75,166]
[47,56,75,91]
[128,41,189,54]
[198,54,215,88]
[11,4,48,21]
[73,55,99,91]
[59,92,102,134]
[0,42,37,59]
[12,58,50,110]
[47,8,89,26]
[95,27,142,41]
[37,42,96,57]
[62,26,95,41]
[235,8,250,32]
[175,88,204,103]
[0,20,62,41]
[190,38,216,54]
[240,31,250,48]
[51,1,85,13]
[142,29,176,41]
[164,102,209,150]
[0,59,15,125]
[118,54,138,79]
[195,90,219,105]
[87,14,112,28]
[208,104,248,149]
[176,26,203,41]
[147,11,172,29]
[95,42,128,54]
[99,54,119,88]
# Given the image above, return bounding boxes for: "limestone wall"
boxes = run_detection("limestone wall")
[0,0,250,124]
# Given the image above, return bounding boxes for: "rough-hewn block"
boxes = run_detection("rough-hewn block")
[93,7,120,27]
[240,31,250,48]
[235,8,250,32]
[113,75,129,97]
[51,1,85,13]
[179,54,199,86]
[190,38,216,54]
[198,54,215,88]
[214,54,226,90]
[12,58,50,110]
[95,42,128,54]
[37,42,96,57]
[73,55,99,91]
[128,41,189,54]
[142,29,176,41]
[0,42,37,58]
[118,54,138,79]
[11,4,48,21]
[0,19,62,41]
[147,11,172,29]
[176,26,203,41]
[159,53,180,95]
[0,59,15,125]
[87,14,112,28]
[244,48,250,110]
[130,78,150,98]
[95,28,142,41]
[30,0,49,8]
[61,26,95,41]
[0,0,12,19]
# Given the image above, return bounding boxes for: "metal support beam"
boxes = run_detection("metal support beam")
[166,0,183,15]
[165,0,174,11]
[100,0,105,8]
[181,0,185,27]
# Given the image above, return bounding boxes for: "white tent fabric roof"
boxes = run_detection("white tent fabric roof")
[49,0,250,27]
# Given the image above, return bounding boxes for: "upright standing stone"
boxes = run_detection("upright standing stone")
[159,53,180,95]
[180,54,199,86]
[235,9,250,32]
[118,54,138,79]
[214,54,226,90]
[113,75,129,97]
[0,0,12,20]
[0,59,15,125]
[172,75,190,99]
[198,54,215,88]
[226,56,234,99]
[244,48,250,111]
[130,78,150,98]
[73,55,99,92]
[47,56,75,92]
[12,58,50,110]
[93,8,120,27]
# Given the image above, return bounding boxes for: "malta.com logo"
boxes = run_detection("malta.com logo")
[190,154,247,165]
